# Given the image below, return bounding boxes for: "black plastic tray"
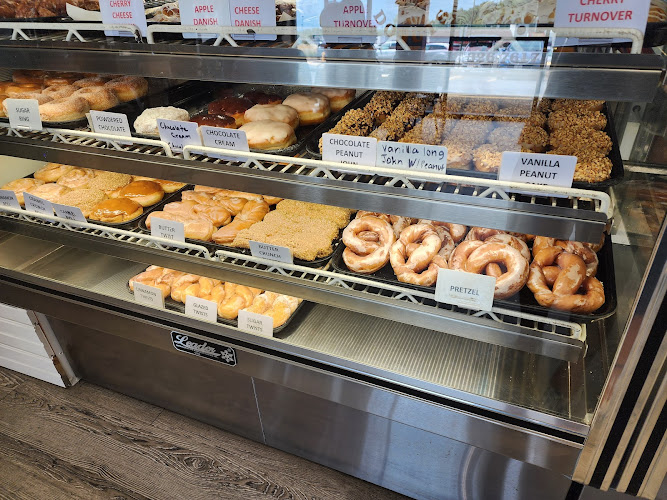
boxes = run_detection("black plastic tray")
[645,22,667,47]
[136,189,344,268]
[331,234,617,323]
[127,281,306,334]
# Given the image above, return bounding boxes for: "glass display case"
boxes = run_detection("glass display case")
[0,6,664,499]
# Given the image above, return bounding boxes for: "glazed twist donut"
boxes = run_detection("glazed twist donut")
[555,240,599,277]
[449,240,485,270]
[390,224,442,286]
[356,211,391,223]
[484,233,530,261]
[390,215,415,238]
[431,229,455,270]
[465,227,506,242]
[343,216,395,274]
[418,220,468,243]
[464,243,529,299]
[532,236,555,257]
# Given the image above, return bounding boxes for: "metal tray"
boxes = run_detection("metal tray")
[136,189,345,268]
[331,234,617,323]
[127,281,307,334]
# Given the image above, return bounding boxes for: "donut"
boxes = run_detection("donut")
[484,233,530,261]
[342,216,395,274]
[42,85,77,100]
[12,70,44,85]
[390,215,414,239]
[420,220,468,243]
[56,188,107,218]
[464,243,529,299]
[112,180,164,207]
[73,86,120,111]
[133,107,189,135]
[88,198,143,223]
[312,88,355,112]
[555,240,599,276]
[190,112,237,129]
[151,179,186,193]
[449,240,485,271]
[6,83,43,95]
[57,168,97,189]
[243,91,283,106]
[4,92,51,109]
[0,81,14,94]
[104,76,149,102]
[244,104,299,129]
[390,224,442,286]
[33,163,75,183]
[443,142,473,170]
[87,171,132,194]
[208,97,254,126]
[282,92,330,126]
[39,96,90,122]
[73,76,110,88]
[1,178,45,206]
[264,295,300,327]
[44,73,81,86]
[24,183,69,203]
[239,120,297,150]
[465,227,506,241]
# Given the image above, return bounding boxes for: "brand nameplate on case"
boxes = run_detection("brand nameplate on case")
[249,241,293,264]
[185,295,218,323]
[133,282,165,308]
[499,152,577,188]
[170,331,237,365]
[322,133,377,167]
[150,217,186,244]
[100,0,148,36]
[53,203,87,223]
[377,141,447,174]
[201,126,248,161]
[23,193,53,216]
[237,309,273,337]
[434,269,496,312]
[5,99,42,131]
[157,119,202,153]
[229,0,277,40]
[0,190,20,210]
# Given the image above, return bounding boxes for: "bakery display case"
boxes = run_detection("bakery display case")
[0,7,665,500]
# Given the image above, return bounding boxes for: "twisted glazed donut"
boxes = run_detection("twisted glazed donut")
[465,227,506,241]
[484,233,530,261]
[390,215,414,239]
[390,224,442,286]
[343,216,395,274]
[464,243,529,299]
[419,220,468,243]
[356,211,391,223]
[431,229,455,270]
[532,236,555,257]
[556,240,599,277]
[449,240,485,270]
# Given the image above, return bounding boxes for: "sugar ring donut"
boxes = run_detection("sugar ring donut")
[42,85,77,100]
[464,242,529,299]
[39,96,90,122]
[73,86,120,111]
[390,224,441,286]
[104,76,149,102]
[73,76,110,88]
[343,216,395,274]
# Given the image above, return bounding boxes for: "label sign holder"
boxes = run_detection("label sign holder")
[133,282,165,309]
[150,217,186,244]
[200,126,249,161]
[157,119,202,153]
[185,295,219,323]
[498,151,577,189]
[99,0,148,36]
[0,190,20,210]
[228,0,276,41]
[237,309,273,337]
[23,193,53,216]
[434,269,496,312]
[89,110,133,144]
[376,141,448,174]
[249,241,293,264]
[52,203,87,223]
[180,0,230,39]
[321,133,378,166]
[5,98,42,131]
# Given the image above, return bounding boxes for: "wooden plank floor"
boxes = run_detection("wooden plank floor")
[0,367,407,500]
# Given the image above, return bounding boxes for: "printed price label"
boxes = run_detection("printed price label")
[376,141,447,174]
[150,217,186,243]
[229,0,277,40]
[185,295,218,323]
[180,0,230,39]
[0,190,20,210]
[157,119,202,153]
[200,126,249,161]
[100,0,148,36]
[237,309,273,337]
[435,269,496,312]
[555,0,650,34]
[498,152,577,188]
[133,282,165,308]
[249,241,293,264]
[89,110,132,139]
[23,193,53,216]
[5,99,42,131]
[52,203,87,223]
[321,133,377,166]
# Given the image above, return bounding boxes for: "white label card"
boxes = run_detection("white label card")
[0,190,20,210]
[5,99,42,131]
[321,133,378,167]
[52,203,87,223]
[229,0,277,40]
[200,126,249,161]
[185,295,219,323]
[133,282,165,309]
[249,241,293,264]
[498,152,577,188]
[555,0,650,34]
[237,309,273,337]
[150,217,186,243]
[434,269,496,312]
[23,193,53,216]
[180,0,230,39]
[89,110,132,138]
[376,141,447,174]
[157,119,202,153]
[100,0,148,36]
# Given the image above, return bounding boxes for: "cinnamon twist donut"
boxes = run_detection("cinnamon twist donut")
[343,216,395,274]
[464,243,529,299]
[390,224,442,286]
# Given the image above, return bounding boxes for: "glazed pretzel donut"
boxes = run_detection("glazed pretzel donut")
[556,240,599,277]
[419,220,468,243]
[484,233,530,261]
[390,215,414,238]
[465,227,506,242]
[343,216,395,274]
[532,236,555,257]
[390,224,441,286]
[464,243,529,299]
[356,211,391,223]
[449,240,485,270]
[431,229,455,270]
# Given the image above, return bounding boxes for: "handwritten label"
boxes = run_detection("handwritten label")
[201,125,249,161]
[100,0,148,36]
[133,282,165,308]
[249,241,293,264]
[5,99,42,131]
[434,269,496,312]
[171,331,237,365]
[0,190,20,210]
[185,295,218,323]
[237,309,273,337]
[555,0,650,34]
[90,110,132,138]
[23,193,53,216]
[157,119,202,153]
[377,141,447,173]
[229,0,276,40]
[321,133,377,166]
[498,152,577,188]
[53,203,87,222]
[180,0,229,39]
[150,217,186,243]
